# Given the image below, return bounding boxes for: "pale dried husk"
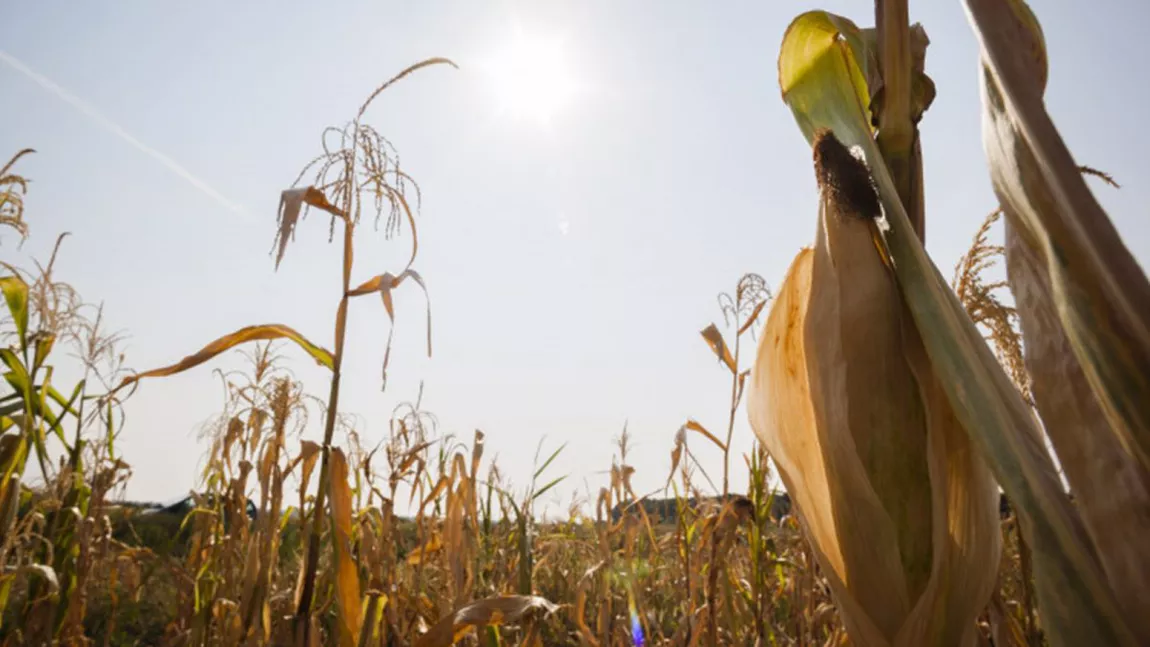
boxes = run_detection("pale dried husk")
[747,132,1000,646]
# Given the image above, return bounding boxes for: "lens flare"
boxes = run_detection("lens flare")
[627,589,645,646]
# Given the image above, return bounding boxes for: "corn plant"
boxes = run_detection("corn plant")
[695,274,770,647]
[0,147,140,646]
[107,59,456,646]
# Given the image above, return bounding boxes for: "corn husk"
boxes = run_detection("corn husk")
[748,127,1000,646]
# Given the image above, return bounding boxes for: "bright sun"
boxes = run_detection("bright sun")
[486,33,577,124]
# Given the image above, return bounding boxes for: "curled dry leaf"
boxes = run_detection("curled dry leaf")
[348,269,432,390]
[682,419,726,452]
[699,324,736,374]
[273,186,346,270]
[413,595,558,647]
[405,534,443,565]
[114,324,334,393]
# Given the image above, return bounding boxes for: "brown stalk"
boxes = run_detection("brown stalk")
[873,0,923,238]
[293,185,354,647]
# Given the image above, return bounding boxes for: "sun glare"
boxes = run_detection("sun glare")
[486,33,577,124]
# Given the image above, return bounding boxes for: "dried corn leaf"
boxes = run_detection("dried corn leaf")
[682,419,726,452]
[1005,222,1150,636]
[330,447,362,647]
[114,324,334,393]
[967,0,1150,475]
[421,476,450,511]
[406,534,443,565]
[414,595,558,647]
[699,324,736,374]
[295,441,322,489]
[968,1,1150,638]
[274,186,345,270]
[349,269,432,391]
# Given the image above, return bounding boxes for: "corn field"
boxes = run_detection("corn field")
[2,0,1148,645]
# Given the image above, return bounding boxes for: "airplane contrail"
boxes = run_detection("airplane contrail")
[0,49,248,218]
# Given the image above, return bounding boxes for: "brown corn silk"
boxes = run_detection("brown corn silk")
[971,0,1150,640]
[747,129,999,646]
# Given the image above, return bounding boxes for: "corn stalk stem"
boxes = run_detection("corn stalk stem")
[874,0,923,237]
[293,209,355,646]
[707,314,742,647]
[721,319,741,496]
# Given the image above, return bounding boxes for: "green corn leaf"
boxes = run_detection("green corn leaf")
[0,276,29,351]
[47,384,80,418]
[45,381,84,447]
[31,332,54,372]
[533,442,567,482]
[105,397,115,461]
[0,349,27,385]
[2,369,68,446]
[776,9,1134,645]
[531,475,567,503]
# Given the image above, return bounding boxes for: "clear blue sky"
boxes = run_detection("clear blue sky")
[3,0,1148,510]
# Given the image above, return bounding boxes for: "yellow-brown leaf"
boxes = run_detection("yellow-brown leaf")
[330,448,362,647]
[414,595,558,647]
[115,324,333,393]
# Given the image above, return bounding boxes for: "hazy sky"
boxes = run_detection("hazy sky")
[3,0,1148,511]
